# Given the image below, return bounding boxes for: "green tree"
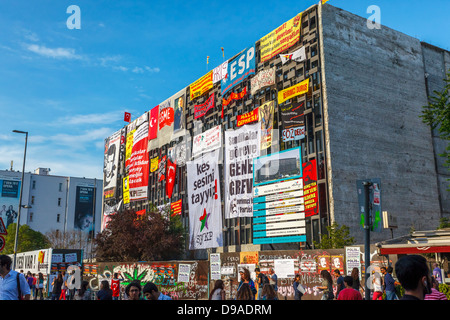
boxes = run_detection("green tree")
[421,71,450,184]
[313,222,355,249]
[94,207,186,262]
[3,223,51,254]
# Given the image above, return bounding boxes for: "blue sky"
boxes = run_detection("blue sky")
[1,0,449,180]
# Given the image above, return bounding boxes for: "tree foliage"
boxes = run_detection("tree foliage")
[3,223,51,254]
[313,222,355,249]
[421,71,450,174]
[94,208,185,262]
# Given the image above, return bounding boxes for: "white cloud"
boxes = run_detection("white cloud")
[145,66,160,73]
[55,111,123,126]
[132,66,144,74]
[26,44,82,60]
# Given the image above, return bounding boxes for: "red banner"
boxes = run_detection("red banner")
[166,159,176,199]
[194,93,215,119]
[159,105,174,130]
[222,87,247,107]
[149,106,158,140]
[236,108,259,127]
[303,159,318,217]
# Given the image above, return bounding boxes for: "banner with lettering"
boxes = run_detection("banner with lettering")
[103,129,121,200]
[221,46,255,96]
[259,101,275,150]
[278,78,309,104]
[222,87,247,107]
[303,159,318,217]
[259,12,302,63]
[190,71,213,100]
[280,101,305,142]
[250,67,275,95]
[279,46,306,65]
[158,98,174,148]
[237,108,259,127]
[192,125,222,158]
[213,61,228,84]
[224,123,261,219]
[129,118,149,201]
[194,93,215,119]
[186,149,223,249]
[170,199,182,216]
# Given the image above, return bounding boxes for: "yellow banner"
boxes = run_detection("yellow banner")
[189,70,213,100]
[123,176,130,204]
[259,12,302,63]
[150,156,159,172]
[277,78,309,104]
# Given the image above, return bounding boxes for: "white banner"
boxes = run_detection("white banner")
[213,61,228,84]
[192,125,222,158]
[250,66,275,95]
[224,123,260,219]
[186,150,223,250]
[279,46,306,65]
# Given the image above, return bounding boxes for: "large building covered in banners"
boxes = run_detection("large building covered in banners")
[102,3,449,258]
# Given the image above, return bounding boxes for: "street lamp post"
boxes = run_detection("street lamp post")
[12,130,28,270]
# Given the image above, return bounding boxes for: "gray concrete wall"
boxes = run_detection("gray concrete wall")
[319,4,441,243]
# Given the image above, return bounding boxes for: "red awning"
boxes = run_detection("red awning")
[379,245,450,255]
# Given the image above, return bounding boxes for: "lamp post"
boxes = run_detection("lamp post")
[12,130,28,270]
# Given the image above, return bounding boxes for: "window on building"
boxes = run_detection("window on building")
[31,196,35,205]
[59,183,63,192]
[29,212,33,223]
[57,214,61,223]
[32,181,36,189]
[58,198,62,206]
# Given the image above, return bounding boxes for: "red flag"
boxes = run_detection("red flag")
[124,112,131,122]
[149,106,159,140]
[166,159,176,199]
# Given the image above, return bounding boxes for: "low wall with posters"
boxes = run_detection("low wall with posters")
[83,245,390,300]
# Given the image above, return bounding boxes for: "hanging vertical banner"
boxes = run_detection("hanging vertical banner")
[186,150,223,250]
[158,98,174,148]
[259,101,275,150]
[259,12,303,63]
[103,129,121,199]
[74,186,95,233]
[221,46,256,96]
[250,66,275,95]
[190,71,213,100]
[149,106,159,140]
[128,118,149,201]
[150,156,159,172]
[194,93,215,119]
[172,92,186,140]
[192,125,222,158]
[302,159,318,217]
[158,155,167,182]
[123,176,130,205]
[0,176,21,229]
[224,123,261,219]
[166,159,176,199]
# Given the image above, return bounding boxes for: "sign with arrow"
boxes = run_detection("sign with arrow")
[0,217,7,235]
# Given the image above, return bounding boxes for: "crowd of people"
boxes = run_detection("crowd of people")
[1,254,448,301]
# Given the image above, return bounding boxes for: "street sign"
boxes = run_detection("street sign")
[356,178,383,232]
[0,236,5,252]
[0,217,7,235]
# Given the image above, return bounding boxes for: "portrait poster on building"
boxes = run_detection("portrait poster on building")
[259,12,302,63]
[224,123,260,219]
[103,129,121,200]
[259,101,275,150]
[172,89,186,140]
[158,97,174,148]
[128,120,149,201]
[250,66,275,95]
[186,149,223,250]
[0,176,21,228]
[74,186,95,233]
[221,46,255,96]
[192,125,222,158]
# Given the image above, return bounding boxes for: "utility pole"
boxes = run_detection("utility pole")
[363,181,372,300]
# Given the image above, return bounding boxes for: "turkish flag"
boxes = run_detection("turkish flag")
[149,106,159,140]
[124,112,131,122]
[166,159,176,199]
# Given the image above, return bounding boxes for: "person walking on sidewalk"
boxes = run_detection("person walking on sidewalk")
[0,255,31,300]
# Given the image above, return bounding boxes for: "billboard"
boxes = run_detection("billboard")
[103,129,121,200]
[0,177,21,229]
[221,46,255,96]
[74,186,95,233]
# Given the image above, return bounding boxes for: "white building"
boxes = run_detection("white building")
[0,168,103,238]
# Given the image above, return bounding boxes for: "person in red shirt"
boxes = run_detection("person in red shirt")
[337,276,363,300]
[111,272,124,300]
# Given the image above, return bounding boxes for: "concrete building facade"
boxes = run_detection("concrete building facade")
[103,3,449,253]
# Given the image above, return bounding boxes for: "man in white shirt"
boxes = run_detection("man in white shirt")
[0,255,31,300]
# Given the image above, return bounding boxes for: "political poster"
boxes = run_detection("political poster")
[170,199,182,216]
[250,66,275,95]
[259,12,302,63]
[172,91,186,140]
[103,129,121,200]
[194,93,215,119]
[303,159,318,217]
[190,71,213,100]
[192,125,222,158]
[0,176,21,229]
[259,101,275,150]
[148,106,159,150]
[166,158,176,199]
[212,61,228,84]
[186,149,223,250]
[221,46,255,96]
[224,123,261,219]
[237,108,259,127]
[278,78,309,104]
[280,101,305,142]
[128,118,149,201]
[279,46,306,65]
[158,97,174,148]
